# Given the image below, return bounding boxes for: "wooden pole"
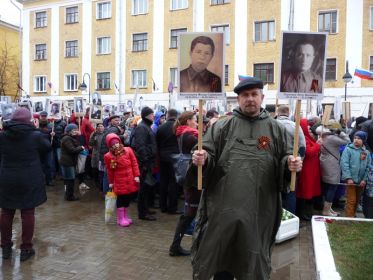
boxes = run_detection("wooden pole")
[51,119,55,144]
[197,99,203,191]
[290,100,301,191]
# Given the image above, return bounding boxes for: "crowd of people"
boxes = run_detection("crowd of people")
[0,77,373,278]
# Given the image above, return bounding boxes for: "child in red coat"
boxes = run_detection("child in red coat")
[104,133,140,227]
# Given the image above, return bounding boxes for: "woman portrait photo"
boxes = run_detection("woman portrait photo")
[49,102,61,118]
[90,105,102,121]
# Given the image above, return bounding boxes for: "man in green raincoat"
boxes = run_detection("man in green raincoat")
[190,77,303,280]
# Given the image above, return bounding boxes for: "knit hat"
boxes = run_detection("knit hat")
[325,119,341,130]
[65,123,78,134]
[141,106,154,119]
[354,131,367,142]
[10,107,31,123]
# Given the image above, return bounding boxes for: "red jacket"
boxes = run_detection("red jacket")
[104,135,140,195]
[297,119,321,199]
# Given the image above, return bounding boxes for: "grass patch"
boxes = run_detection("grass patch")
[327,220,373,280]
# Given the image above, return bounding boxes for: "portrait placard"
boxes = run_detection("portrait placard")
[0,96,12,104]
[178,32,225,100]
[278,31,327,100]
[74,97,84,115]
[92,92,102,106]
[90,105,102,122]
[1,103,16,120]
[48,101,62,119]
[34,101,44,112]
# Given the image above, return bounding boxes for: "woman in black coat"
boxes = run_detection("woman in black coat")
[0,108,51,261]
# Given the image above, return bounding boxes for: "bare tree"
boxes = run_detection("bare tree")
[0,40,20,101]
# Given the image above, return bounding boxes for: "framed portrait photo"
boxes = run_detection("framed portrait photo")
[74,97,84,115]
[278,31,327,100]
[90,105,102,122]
[34,101,44,113]
[1,103,16,120]
[49,101,62,119]
[178,32,225,100]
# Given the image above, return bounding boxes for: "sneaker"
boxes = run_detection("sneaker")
[20,249,35,262]
[79,183,90,190]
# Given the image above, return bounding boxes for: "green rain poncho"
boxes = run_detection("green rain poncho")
[190,108,293,280]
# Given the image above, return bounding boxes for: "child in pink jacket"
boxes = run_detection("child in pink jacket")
[104,133,140,227]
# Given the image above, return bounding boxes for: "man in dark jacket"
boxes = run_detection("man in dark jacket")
[134,107,157,221]
[156,109,180,214]
[52,117,66,178]
[0,108,51,261]
[38,111,55,186]
[190,77,303,279]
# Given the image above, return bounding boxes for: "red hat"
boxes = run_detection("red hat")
[105,133,121,148]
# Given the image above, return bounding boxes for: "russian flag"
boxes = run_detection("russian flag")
[238,74,253,81]
[354,68,373,80]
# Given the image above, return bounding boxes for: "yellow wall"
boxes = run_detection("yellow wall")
[311,0,347,88]
[204,1,234,90]
[0,23,21,100]
[29,8,52,96]
[92,0,116,95]
[247,0,281,90]
[362,0,373,87]
[59,3,82,96]
[126,0,153,94]
[163,0,193,92]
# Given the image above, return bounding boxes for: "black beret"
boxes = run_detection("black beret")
[233,77,263,94]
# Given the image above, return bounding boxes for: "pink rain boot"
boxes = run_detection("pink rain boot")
[117,208,130,227]
[123,208,133,225]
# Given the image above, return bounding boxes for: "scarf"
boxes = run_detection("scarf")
[175,125,199,138]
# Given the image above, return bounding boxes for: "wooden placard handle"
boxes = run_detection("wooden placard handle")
[197,99,203,191]
[290,100,301,191]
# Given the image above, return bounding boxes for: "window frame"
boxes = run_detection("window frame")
[370,55,373,72]
[64,73,78,91]
[96,1,112,20]
[253,63,274,84]
[170,28,187,49]
[325,58,337,81]
[35,11,47,28]
[34,75,47,93]
[210,0,230,5]
[210,24,230,44]
[132,0,148,15]
[370,6,373,30]
[65,40,78,57]
[96,36,111,55]
[318,10,338,34]
[35,44,47,60]
[170,67,178,88]
[170,0,188,11]
[132,33,148,52]
[96,72,111,90]
[254,20,275,42]
[65,6,79,24]
[131,69,147,88]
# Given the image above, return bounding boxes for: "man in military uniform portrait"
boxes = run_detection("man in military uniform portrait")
[179,35,222,93]
[280,32,326,94]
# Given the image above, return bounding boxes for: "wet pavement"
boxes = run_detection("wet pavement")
[0,180,316,280]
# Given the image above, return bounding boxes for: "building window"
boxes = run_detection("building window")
[171,0,188,10]
[170,28,187,48]
[97,37,111,54]
[132,70,147,88]
[66,6,78,24]
[35,44,47,60]
[132,0,147,15]
[64,74,78,91]
[318,11,337,34]
[254,21,275,42]
[35,11,47,28]
[211,0,230,5]
[170,68,178,87]
[325,58,337,80]
[97,2,111,19]
[224,65,229,85]
[370,6,373,30]
[370,56,373,71]
[65,40,78,57]
[253,63,274,83]
[97,72,111,90]
[34,76,47,92]
[132,33,148,52]
[211,24,230,44]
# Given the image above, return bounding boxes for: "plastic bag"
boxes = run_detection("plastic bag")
[105,189,117,223]
[76,151,87,174]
